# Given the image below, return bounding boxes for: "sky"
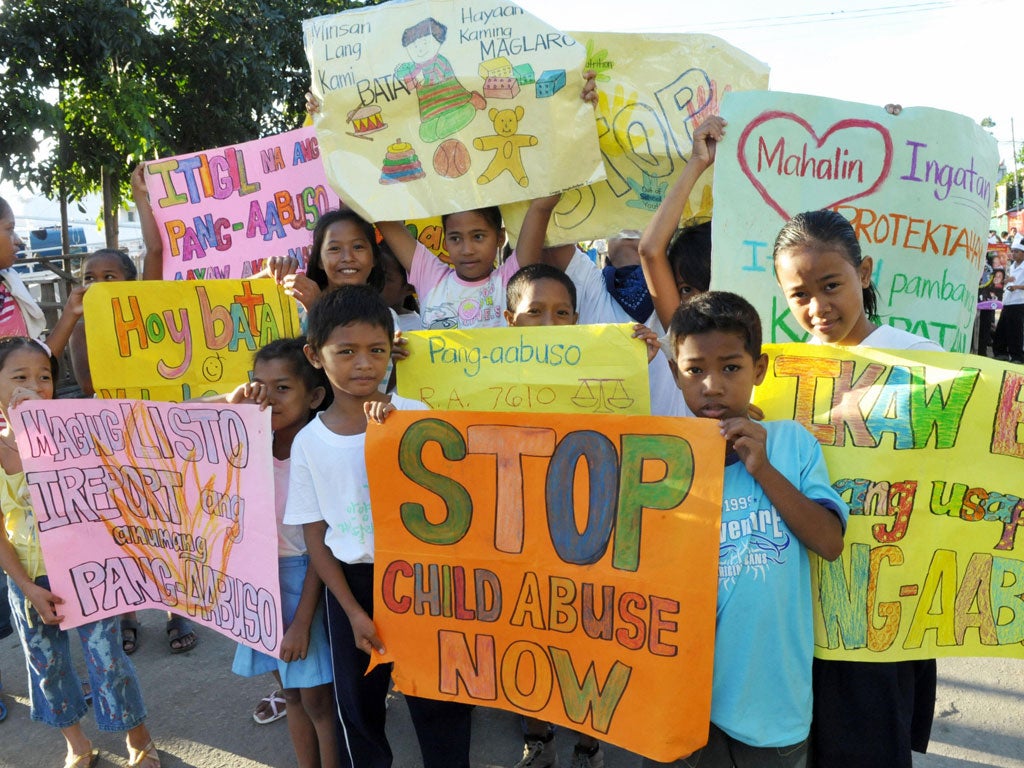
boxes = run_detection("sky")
[515,0,1022,172]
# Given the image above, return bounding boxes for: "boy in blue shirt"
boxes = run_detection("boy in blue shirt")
[648,292,847,768]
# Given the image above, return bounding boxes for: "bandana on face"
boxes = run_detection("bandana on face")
[602,264,654,323]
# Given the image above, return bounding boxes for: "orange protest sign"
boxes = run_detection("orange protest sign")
[366,410,724,762]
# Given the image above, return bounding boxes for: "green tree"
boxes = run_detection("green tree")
[0,0,162,248]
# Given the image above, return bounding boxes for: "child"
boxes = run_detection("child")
[377,207,522,330]
[638,117,721,330]
[227,338,338,767]
[503,263,657,768]
[0,196,79,357]
[379,244,422,333]
[644,292,846,768]
[771,209,941,768]
[282,284,473,768]
[63,189,199,654]
[281,208,386,314]
[0,337,159,768]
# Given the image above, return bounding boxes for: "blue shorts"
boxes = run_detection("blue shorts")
[7,575,147,731]
[232,555,332,689]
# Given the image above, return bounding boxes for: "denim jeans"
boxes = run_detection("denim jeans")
[7,575,147,731]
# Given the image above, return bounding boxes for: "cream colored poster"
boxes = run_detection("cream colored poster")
[502,32,769,245]
[304,0,605,222]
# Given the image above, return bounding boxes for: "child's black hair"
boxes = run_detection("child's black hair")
[441,206,503,235]
[506,263,577,312]
[772,209,879,320]
[402,17,446,46]
[305,284,394,351]
[0,196,12,220]
[668,291,762,360]
[254,337,332,412]
[85,248,137,281]
[308,209,385,293]
[667,221,712,293]
[0,336,59,383]
[380,242,420,314]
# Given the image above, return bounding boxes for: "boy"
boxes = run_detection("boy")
[503,263,657,768]
[283,284,472,768]
[649,292,847,768]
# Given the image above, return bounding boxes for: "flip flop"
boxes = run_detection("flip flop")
[165,615,197,654]
[63,747,99,768]
[127,740,161,768]
[253,690,287,724]
[0,681,7,723]
[120,617,141,655]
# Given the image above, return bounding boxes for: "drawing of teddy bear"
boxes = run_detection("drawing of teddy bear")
[472,106,538,186]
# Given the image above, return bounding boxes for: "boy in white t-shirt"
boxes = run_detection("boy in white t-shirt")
[284,284,472,768]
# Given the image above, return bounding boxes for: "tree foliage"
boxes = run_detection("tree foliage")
[0,0,383,245]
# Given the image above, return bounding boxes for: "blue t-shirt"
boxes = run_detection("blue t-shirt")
[711,420,848,748]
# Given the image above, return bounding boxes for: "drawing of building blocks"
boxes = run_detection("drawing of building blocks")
[535,69,566,98]
[479,56,513,79]
[483,76,520,99]
[512,63,535,86]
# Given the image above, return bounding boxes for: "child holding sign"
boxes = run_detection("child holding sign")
[227,338,338,768]
[283,285,473,768]
[0,337,160,768]
[647,292,847,768]
[771,210,940,768]
[503,263,659,768]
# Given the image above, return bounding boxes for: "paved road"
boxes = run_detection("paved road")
[1,610,1021,767]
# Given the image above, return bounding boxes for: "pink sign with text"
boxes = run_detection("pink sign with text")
[12,399,282,655]
[145,126,341,281]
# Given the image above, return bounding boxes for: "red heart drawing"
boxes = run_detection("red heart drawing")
[736,110,893,221]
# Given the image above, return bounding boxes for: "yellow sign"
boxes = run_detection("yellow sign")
[304,0,605,222]
[84,280,300,401]
[756,343,1024,660]
[502,31,769,244]
[366,410,724,761]
[397,324,651,414]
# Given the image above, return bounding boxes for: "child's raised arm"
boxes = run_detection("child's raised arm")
[44,285,86,360]
[132,163,164,281]
[514,193,566,269]
[719,417,844,560]
[376,221,419,274]
[639,116,725,328]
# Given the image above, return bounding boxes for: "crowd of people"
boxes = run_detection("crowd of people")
[0,71,988,768]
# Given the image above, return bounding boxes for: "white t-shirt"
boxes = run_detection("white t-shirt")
[564,249,691,417]
[811,324,943,352]
[283,395,427,563]
[408,242,520,329]
[1003,259,1024,307]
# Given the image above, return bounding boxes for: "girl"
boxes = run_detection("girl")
[64,175,199,655]
[281,209,386,315]
[377,206,524,330]
[771,209,940,768]
[0,337,159,768]
[0,196,80,358]
[227,339,338,768]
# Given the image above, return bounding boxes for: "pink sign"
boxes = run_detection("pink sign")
[145,127,341,281]
[12,399,282,655]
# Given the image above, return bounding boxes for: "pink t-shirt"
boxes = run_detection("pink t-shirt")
[274,457,307,558]
[407,242,520,330]
[0,281,30,338]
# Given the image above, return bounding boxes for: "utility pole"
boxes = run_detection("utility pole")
[1013,118,1022,211]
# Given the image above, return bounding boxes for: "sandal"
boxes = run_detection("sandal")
[253,690,287,724]
[121,617,141,655]
[165,615,197,654]
[127,740,161,768]
[63,748,99,768]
